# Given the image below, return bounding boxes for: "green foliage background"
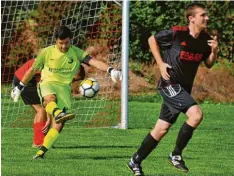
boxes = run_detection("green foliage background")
[129,1,234,63]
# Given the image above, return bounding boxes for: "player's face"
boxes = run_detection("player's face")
[191,7,209,29]
[56,37,71,53]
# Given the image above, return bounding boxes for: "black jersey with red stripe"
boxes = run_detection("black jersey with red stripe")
[15,59,41,86]
[154,26,211,92]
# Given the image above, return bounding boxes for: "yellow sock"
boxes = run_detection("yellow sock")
[36,149,45,156]
[42,128,59,150]
[45,102,62,117]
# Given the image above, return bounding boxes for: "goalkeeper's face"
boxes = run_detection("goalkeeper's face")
[56,37,71,53]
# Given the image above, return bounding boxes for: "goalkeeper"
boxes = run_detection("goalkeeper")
[11,25,122,159]
[11,59,85,147]
[12,59,50,148]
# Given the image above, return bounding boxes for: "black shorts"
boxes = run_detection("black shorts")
[13,76,40,105]
[158,80,197,124]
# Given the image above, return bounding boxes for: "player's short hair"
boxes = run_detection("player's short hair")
[184,2,206,23]
[54,26,72,40]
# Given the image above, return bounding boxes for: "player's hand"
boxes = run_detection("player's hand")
[41,116,51,134]
[11,82,25,102]
[208,36,218,54]
[107,67,122,83]
[159,63,172,81]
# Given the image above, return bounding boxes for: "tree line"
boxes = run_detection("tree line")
[129,1,233,63]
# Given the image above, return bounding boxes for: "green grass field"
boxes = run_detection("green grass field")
[1,101,234,176]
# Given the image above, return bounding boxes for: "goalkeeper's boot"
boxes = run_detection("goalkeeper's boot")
[54,111,75,124]
[168,153,189,172]
[127,158,144,176]
[33,150,45,160]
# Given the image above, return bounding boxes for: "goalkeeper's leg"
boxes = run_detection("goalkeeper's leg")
[33,119,63,159]
[45,101,74,123]
[38,83,74,124]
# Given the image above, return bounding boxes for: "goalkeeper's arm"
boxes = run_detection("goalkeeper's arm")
[87,57,122,83]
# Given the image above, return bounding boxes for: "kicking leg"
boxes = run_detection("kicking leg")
[44,94,74,124]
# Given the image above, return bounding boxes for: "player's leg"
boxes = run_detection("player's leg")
[172,105,203,155]
[169,92,201,172]
[17,79,48,148]
[32,104,47,148]
[127,120,171,176]
[33,118,63,159]
[154,83,193,172]
[38,83,74,123]
[170,105,203,161]
[45,97,74,124]
[33,83,72,159]
[127,103,178,176]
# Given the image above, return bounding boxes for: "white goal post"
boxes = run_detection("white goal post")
[120,0,130,129]
[1,0,129,129]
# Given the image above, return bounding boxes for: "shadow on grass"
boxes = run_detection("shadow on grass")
[46,153,130,160]
[53,145,135,149]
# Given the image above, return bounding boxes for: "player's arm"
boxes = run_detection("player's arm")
[21,67,37,85]
[204,36,218,69]
[11,49,45,102]
[148,35,172,80]
[87,57,122,83]
[11,67,37,102]
[88,57,109,72]
[75,46,121,83]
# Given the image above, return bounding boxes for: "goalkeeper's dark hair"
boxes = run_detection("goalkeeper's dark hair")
[54,26,73,40]
[185,2,206,23]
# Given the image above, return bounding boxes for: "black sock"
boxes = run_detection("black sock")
[40,146,48,153]
[172,122,195,156]
[133,133,159,164]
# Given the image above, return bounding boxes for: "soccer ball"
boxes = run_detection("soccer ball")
[79,78,99,98]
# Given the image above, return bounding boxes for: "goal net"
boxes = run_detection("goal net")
[1,1,122,128]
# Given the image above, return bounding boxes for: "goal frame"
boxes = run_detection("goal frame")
[1,0,129,129]
[120,0,129,129]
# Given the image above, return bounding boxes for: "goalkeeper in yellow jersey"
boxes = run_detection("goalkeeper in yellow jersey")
[11,25,122,159]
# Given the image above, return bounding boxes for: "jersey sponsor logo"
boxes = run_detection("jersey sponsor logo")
[48,67,73,73]
[172,26,188,31]
[68,57,73,64]
[180,50,203,61]
[180,41,186,46]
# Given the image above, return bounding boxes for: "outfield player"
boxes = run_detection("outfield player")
[127,3,218,175]
[12,59,50,148]
[11,25,122,159]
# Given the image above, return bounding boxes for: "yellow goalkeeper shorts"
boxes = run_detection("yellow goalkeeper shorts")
[37,82,72,111]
